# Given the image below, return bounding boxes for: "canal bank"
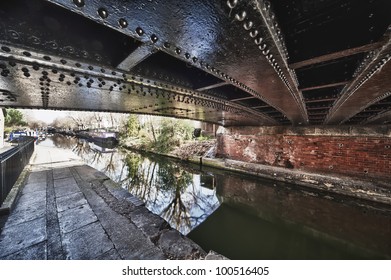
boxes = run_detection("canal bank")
[0,144,214,260]
[121,141,391,206]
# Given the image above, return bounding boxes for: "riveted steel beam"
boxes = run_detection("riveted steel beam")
[2,0,391,126]
[230,96,257,102]
[289,42,384,70]
[117,44,157,71]
[325,30,391,124]
[0,43,277,126]
[300,81,350,92]
[364,109,391,124]
[196,82,229,92]
[43,0,308,125]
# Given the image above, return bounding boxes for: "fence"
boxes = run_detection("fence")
[0,137,35,206]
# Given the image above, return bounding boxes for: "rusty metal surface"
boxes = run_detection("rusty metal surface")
[0,0,391,126]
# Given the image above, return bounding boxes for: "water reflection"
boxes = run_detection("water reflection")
[41,135,391,259]
[120,153,220,234]
[44,135,220,235]
[189,172,391,259]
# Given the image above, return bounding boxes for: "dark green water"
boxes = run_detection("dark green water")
[40,135,391,259]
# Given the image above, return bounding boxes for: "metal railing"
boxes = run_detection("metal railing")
[0,137,35,206]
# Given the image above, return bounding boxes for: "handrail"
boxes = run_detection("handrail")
[0,137,35,207]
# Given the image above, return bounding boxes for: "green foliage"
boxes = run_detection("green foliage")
[120,116,194,153]
[156,161,193,192]
[125,115,140,137]
[196,135,212,141]
[154,119,193,153]
[125,153,142,180]
[4,109,27,127]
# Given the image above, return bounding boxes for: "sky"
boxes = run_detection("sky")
[21,109,69,124]
[19,109,202,127]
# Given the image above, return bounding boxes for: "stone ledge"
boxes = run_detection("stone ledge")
[73,166,208,259]
[190,157,391,205]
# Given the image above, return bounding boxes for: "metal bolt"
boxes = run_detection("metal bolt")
[235,11,247,21]
[98,8,108,19]
[151,34,158,43]
[227,0,238,9]
[73,0,85,8]
[119,18,128,28]
[136,27,144,36]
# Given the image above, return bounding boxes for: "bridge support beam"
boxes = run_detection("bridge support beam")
[216,125,391,181]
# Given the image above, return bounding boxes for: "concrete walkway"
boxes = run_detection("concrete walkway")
[0,144,206,260]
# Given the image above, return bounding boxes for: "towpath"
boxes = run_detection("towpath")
[0,144,206,260]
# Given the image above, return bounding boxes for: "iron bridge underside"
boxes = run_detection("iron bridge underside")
[0,0,391,126]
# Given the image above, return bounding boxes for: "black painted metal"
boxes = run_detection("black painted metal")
[0,137,35,206]
[0,0,390,126]
[38,0,307,124]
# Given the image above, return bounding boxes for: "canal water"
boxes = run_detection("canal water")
[38,135,391,259]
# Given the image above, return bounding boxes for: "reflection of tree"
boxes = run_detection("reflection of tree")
[122,153,155,202]
[103,152,116,176]
[124,153,143,186]
[120,152,220,234]
[157,162,193,229]
[103,150,220,235]
[72,139,92,157]
[71,138,120,179]
[51,134,78,149]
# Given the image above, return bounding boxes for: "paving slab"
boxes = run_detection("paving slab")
[73,165,108,181]
[54,182,80,198]
[17,190,46,206]
[27,171,47,184]
[0,217,46,258]
[58,204,98,234]
[1,241,47,260]
[95,248,121,260]
[53,167,73,180]
[73,172,165,260]
[5,200,46,227]
[54,177,78,188]
[61,222,114,260]
[22,182,48,194]
[56,192,88,212]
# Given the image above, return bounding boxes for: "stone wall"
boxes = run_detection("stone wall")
[216,126,391,180]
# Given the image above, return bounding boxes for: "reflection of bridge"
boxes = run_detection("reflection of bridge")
[1,0,390,126]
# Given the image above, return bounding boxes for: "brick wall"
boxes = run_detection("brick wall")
[216,126,391,180]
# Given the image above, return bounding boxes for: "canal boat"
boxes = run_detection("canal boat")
[89,129,118,146]
[8,130,27,143]
[75,129,118,146]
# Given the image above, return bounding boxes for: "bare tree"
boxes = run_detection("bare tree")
[67,112,94,130]
[51,116,73,129]
[28,120,45,130]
